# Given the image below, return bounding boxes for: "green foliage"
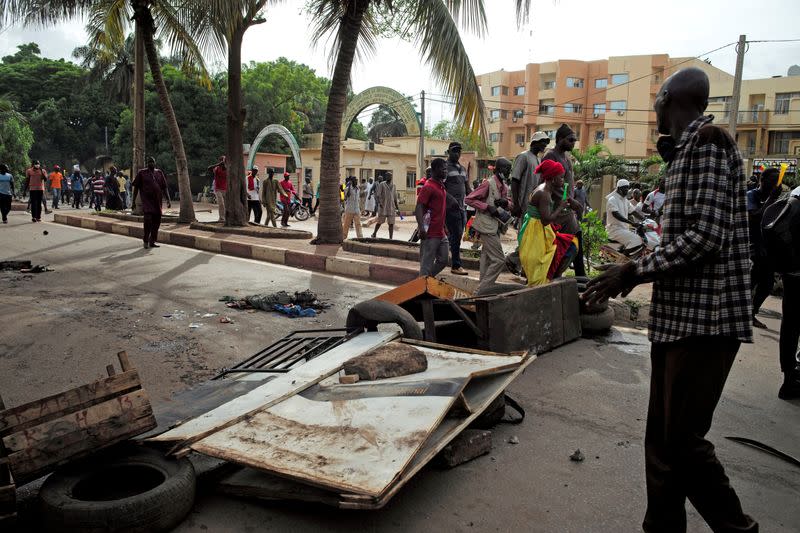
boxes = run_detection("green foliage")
[346,120,369,141]
[427,119,493,156]
[579,210,608,274]
[572,144,629,187]
[0,99,34,179]
[639,154,666,186]
[0,46,85,113]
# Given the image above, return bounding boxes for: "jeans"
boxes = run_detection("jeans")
[780,274,800,374]
[302,197,314,214]
[445,209,466,269]
[29,190,43,220]
[143,212,162,245]
[51,188,61,209]
[644,336,757,533]
[72,190,83,208]
[477,231,505,294]
[92,193,103,211]
[0,194,11,221]
[247,200,262,224]
[419,236,449,277]
[750,255,774,316]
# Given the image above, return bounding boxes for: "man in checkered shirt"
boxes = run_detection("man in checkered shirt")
[584,68,757,532]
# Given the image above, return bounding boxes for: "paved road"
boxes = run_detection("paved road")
[1,208,797,532]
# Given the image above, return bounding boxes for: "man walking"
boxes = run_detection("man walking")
[466,157,512,294]
[71,166,84,208]
[415,158,449,277]
[278,172,296,228]
[342,175,363,239]
[0,164,15,223]
[371,172,399,239]
[444,142,471,275]
[23,160,47,222]
[302,176,314,216]
[746,167,780,329]
[583,68,757,533]
[48,165,63,209]
[260,169,279,228]
[117,171,129,209]
[132,157,170,249]
[246,165,262,224]
[91,170,105,212]
[208,156,227,222]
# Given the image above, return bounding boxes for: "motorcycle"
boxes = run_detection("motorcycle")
[599,218,660,263]
[276,197,310,221]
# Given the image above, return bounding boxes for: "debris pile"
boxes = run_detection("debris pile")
[220,290,329,318]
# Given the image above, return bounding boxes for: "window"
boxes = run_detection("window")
[514,86,525,96]
[775,92,800,115]
[595,78,608,89]
[489,133,503,143]
[595,130,605,143]
[304,168,313,180]
[539,101,555,115]
[491,86,501,96]
[359,168,372,182]
[611,73,629,85]
[501,110,508,119]
[406,171,416,189]
[768,131,800,154]
[566,77,584,88]
[564,103,583,114]
[543,80,556,90]
[513,109,524,119]
[515,133,526,144]
[608,128,625,140]
[610,100,627,112]
[490,109,501,120]
[502,86,509,96]
[593,103,606,115]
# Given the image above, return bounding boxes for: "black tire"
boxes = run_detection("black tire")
[294,206,310,221]
[39,445,195,533]
[346,300,423,340]
[580,306,615,334]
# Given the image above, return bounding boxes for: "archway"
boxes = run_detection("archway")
[341,86,420,139]
[247,124,302,172]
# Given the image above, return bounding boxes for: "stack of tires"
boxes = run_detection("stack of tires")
[574,276,615,335]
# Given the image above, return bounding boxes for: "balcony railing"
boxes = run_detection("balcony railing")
[715,110,767,126]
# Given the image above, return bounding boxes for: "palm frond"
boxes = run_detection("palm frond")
[441,0,487,36]
[0,0,95,27]
[308,0,378,73]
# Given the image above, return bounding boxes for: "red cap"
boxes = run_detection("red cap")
[283,172,290,178]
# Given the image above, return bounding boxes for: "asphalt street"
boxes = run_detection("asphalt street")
[1,209,797,532]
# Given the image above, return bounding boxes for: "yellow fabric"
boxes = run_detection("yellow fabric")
[519,217,556,286]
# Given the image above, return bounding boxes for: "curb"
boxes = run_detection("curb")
[343,239,481,270]
[53,213,421,286]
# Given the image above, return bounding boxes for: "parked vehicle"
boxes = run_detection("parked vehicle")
[600,218,660,263]
[276,198,310,221]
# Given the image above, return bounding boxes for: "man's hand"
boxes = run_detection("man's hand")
[419,228,428,241]
[582,262,638,308]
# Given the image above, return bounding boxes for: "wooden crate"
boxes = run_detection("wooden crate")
[0,352,157,486]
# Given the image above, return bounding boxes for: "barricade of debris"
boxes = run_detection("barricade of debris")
[220,290,330,318]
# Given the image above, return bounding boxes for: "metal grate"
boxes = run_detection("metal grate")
[213,328,359,379]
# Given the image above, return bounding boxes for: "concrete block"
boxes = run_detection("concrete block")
[368,263,418,285]
[111,223,130,236]
[80,218,96,229]
[437,429,492,467]
[325,256,370,279]
[252,246,286,265]
[195,237,222,253]
[52,213,67,224]
[557,278,581,343]
[94,220,112,232]
[220,240,253,259]
[285,250,326,272]
[169,232,197,248]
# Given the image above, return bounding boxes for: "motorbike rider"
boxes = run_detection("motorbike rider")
[606,179,645,254]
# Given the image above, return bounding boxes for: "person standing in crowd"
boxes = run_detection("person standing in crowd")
[302,176,314,216]
[0,164,15,223]
[466,157,512,294]
[117,171,128,209]
[542,124,585,277]
[583,68,757,533]
[23,160,47,222]
[371,172,399,239]
[83,173,93,208]
[260,169,278,228]
[278,171,296,228]
[313,180,322,215]
[342,175,363,239]
[48,165,63,210]
[747,167,781,329]
[246,165,262,224]
[416,158,449,277]
[208,156,227,222]
[63,169,72,207]
[643,178,666,221]
[629,188,645,220]
[606,179,644,253]
[91,170,105,212]
[444,142,471,275]
[132,157,170,249]
[71,166,83,208]
[574,179,588,216]
[363,176,376,216]
[104,166,123,211]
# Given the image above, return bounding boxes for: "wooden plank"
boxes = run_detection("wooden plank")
[148,331,398,446]
[117,351,132,372]
[3,389,153,453]
[445,300,484,339]
[0,485,15,508]
[401,337,524,358]
[421,299,436,343]
[217,468,342,507]
[106,365,116,377]
[0,370,142,436]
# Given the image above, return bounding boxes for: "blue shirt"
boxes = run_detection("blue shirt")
[71,172,83,191]
[0,173,13,196]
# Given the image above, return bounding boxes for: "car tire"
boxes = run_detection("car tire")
[39,445,195,533]
[580,306,615,334]
[346,300,423,340]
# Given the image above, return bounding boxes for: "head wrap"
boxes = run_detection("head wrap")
[535,160,565,182]
[555,123,574,142]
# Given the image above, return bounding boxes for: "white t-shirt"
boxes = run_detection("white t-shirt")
[644,190,665,213]
[247,177,260,201]
[606,192,631,232]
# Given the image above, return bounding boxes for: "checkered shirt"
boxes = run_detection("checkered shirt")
[635,115,753,344]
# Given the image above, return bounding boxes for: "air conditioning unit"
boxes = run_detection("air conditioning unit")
[592,113,599,118]
[617,110,625,116]
[615,138,624,143]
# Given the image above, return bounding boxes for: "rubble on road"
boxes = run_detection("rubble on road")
[220,290,329,318]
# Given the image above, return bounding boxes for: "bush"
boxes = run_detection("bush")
[580,210,608,273]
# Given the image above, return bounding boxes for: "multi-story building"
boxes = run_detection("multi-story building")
[477,55,800,168]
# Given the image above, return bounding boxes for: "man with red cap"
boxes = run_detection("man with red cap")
[207,156,227,222]
[278,171,296,227]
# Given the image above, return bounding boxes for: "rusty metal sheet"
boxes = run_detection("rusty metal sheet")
[375,276,473,306]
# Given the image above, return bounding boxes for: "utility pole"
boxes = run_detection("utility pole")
[728,34,746,139]
[419,90,425,183]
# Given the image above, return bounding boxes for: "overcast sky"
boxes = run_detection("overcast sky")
[1,0,798,125]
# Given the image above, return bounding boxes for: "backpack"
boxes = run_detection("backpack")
[762,195,800,273]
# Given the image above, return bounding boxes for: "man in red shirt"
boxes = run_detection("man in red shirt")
[23,160,47,222]
[208,156,227,222]
[415,158,449,277]
[278,172,296,227]
[132,157,171,249]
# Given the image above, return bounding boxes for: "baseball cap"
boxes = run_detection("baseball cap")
[530,131,549,142]
[448,141,462,151]
[251,164,259,171]
[617,179,630,188]
[283,172,290,177]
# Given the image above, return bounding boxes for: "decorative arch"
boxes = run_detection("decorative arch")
[247,124,302,171]
[341,86,420,139]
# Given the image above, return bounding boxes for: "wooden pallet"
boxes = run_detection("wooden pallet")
[0,351,157,487]
[0,395,16,528]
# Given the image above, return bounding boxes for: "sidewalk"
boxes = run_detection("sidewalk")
[53,212,517,287]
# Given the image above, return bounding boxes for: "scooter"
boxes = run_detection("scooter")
[600,218,660,263]
[276,197,310,221]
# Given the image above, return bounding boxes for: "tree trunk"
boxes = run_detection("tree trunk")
[132,25,145,178]
[313,0,371,244]
[133,0,195,224]
[224,26,248,227]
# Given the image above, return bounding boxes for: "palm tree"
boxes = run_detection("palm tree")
[572,143,630,188]
[1,0,210,223]
[307,0,531,244]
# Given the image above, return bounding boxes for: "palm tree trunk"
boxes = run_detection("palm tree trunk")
[313,0,371,244]
[132,25,145,178]
[224,25,248,227]
[133,0,195,224]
